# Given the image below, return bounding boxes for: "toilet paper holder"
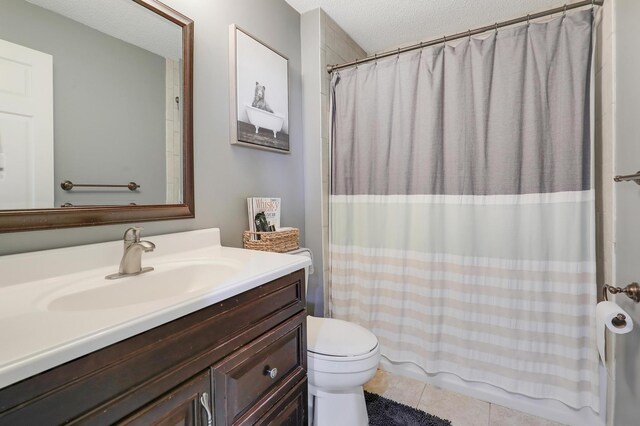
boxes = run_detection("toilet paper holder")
[603,282,640,303]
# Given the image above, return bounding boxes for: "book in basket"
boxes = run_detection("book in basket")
[247,197,281,238]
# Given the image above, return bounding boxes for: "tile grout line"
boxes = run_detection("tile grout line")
[415,383,427,409]
[488,403,492,426]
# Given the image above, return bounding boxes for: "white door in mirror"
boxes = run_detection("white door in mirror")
[0,38,53,208]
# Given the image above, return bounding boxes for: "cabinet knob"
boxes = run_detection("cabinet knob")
[264,366,278,379]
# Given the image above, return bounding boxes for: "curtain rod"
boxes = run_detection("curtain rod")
[326,0,604,74]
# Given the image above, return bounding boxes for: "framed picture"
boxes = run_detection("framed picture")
[229,25,290,153]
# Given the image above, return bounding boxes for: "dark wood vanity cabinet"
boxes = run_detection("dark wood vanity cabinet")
[0,269,307,426]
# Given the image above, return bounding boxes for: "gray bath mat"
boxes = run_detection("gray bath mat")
[365,391,452,426]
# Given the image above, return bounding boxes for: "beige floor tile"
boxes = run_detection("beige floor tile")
[489,404,565,426]
[367,370,562,426]
[363,369,392,394]
[364,369,427,408]
[417,384,490,426]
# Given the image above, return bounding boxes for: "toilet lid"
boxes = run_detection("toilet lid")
[307,316,378,357]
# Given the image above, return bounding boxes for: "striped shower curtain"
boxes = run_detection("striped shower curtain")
[329,10,598,411]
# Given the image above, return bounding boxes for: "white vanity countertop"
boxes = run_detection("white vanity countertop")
[0,228,311,389]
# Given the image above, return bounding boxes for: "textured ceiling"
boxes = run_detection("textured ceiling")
[26,0,182,60]
[285,0,580,54]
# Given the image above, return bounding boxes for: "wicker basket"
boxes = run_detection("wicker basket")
[243,228,299,253]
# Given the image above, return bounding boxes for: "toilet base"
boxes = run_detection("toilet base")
[308,383,369,426]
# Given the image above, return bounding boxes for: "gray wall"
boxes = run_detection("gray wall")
[301,10,323,315]
[301,9,367,316]
[0,0,167,206]
[0,0,304,256]
[592,0,616,423]
[613,1,640,425]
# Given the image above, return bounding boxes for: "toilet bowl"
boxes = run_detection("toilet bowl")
[286,249,380,426]
[306,316,380,426]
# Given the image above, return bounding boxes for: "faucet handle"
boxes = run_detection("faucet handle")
[123,227,142,244]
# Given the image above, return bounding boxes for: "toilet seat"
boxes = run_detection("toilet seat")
[308,344,380,376]
[307,316,378,357]
[307,316,380,377]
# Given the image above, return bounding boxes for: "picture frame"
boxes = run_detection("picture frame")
[229,25,290,153]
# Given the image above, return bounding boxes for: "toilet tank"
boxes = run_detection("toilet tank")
[286,248,313,298]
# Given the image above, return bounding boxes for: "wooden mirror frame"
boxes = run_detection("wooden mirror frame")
[0,0,194,233]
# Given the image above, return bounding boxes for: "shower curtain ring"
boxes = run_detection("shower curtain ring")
[563,4,567,16]
[494,22,498,34]
[468,29,472,40]
[527,14,530,27]
[396,48,400,59]
[443,35,447,44]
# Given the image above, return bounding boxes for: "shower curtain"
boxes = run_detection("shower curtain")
[329,10,598,411]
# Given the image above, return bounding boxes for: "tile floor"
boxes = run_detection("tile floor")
[364,369,565,426]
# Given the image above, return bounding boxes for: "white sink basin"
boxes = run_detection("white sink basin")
[37,259,242,312]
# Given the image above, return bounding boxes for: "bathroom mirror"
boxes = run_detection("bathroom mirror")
[0,0,194,232]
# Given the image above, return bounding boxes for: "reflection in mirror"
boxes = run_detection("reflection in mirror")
[0,0,184,210]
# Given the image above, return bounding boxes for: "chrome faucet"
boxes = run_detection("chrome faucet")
[105,227,155,279]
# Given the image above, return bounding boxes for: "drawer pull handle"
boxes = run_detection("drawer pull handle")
[265,366,278,379]
[200,392,213,426]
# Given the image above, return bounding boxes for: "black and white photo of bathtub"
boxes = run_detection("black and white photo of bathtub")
[229,25,290,153]
[245,104,285,138]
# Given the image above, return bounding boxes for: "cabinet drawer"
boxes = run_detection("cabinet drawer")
[214,312,306,425]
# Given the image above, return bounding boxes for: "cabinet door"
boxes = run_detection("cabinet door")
[118,370,213,426]
[258,378,307,426]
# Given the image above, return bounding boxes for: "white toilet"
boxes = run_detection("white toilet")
[290,249,380,426]
[306,316,380,426]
